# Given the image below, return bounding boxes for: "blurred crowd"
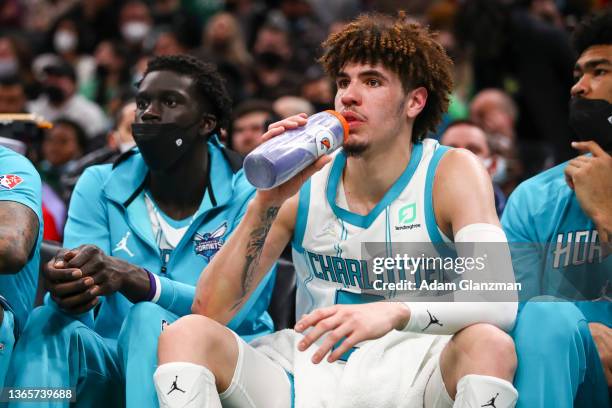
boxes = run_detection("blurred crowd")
[0,0,609,242]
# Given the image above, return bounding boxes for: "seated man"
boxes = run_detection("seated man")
[503,10,611,408]
[155,14,519,408]
[440,120,506,216]
[0,145,42,387]
[6,55,275,407]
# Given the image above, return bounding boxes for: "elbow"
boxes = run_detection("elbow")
[191,297,205,315]
[0,245,29,274]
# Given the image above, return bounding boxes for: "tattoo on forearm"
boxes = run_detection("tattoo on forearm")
[231,206,279,311]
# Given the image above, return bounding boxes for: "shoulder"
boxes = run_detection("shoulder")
[507,161,570,214]
[72,162,113,197]
[433,147,499,231]
[435,147,490,191]
[0,147,41,194]
[0,146,38,175]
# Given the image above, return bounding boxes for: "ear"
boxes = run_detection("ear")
[488,154,498,177]
[199,115,217,136]
[405,87,428,120]
[107,130,119,150]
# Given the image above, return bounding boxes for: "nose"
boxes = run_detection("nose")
[339,82,362,108]
[141,101,161,122]
[571,74,589,98]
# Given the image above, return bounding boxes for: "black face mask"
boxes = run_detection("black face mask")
[569,97,612,151]
[132,119,202,171]
[45,85,66,104]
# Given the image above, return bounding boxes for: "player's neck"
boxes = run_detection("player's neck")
[148,144,209,220]
[342,139,414,215]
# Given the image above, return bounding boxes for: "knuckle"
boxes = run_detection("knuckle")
[319,320,333,331]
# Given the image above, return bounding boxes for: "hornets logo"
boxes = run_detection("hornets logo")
[194,222,228,261]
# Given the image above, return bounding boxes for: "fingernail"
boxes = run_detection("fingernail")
[55,261,64,268]
[83,277,94,286]
[72,270,82,278]
[90,286,98,296]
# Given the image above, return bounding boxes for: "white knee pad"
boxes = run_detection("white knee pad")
[154,362,222,408]
[220,332,292,408]
[454,375,518,408]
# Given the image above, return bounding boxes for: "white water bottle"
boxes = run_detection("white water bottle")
[243,110,349,189]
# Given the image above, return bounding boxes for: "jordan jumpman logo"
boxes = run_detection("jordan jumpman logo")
[114,231,135,257]
[422,310,443,331]
[167,376,186,395]
[481,393,499,408]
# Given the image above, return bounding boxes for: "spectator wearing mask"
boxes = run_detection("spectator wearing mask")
[201,11,252,74]
[441,120,506,215]
[28,60,109,140]
[80,40,131,116]
[249,23,301,101]
[49,17,96,88]
[470,88,523,195]
[118,0,154,61]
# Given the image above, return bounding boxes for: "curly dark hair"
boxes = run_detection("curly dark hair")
[144,54,232,132]
[318,12,454,141]
[572,10,612,57]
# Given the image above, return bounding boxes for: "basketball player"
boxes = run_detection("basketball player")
[0,145,42,387]
[154,13,519,408]
[503,10,611,408]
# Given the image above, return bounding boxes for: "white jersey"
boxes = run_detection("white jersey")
[291,138,452,318]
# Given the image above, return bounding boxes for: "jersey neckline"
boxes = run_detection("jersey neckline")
[326,142,424,228]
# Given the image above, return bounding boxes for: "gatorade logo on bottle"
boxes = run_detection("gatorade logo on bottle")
[314,126,337,156]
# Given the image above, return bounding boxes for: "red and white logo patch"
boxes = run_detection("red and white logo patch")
[0,174,23,190]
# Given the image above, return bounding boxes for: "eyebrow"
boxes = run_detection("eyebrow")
[336,69,389,81]
[574,58,612,72]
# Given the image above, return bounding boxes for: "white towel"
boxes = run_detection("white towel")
[251,330,449,408]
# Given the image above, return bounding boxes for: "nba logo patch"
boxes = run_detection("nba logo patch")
[0,174,23,190]
[194,222,228,261]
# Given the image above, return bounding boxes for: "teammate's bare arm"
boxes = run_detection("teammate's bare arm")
[0,200,39,274]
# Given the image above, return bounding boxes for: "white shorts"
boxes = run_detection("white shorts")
[221,330,453,408]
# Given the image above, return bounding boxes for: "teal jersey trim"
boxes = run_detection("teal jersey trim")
[292,178,311,253]
[424,145,451,244]
[326,143,424,228]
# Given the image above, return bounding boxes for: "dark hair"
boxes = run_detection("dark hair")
[143,54,232,132]
[232,99,275,121]
[319,12,454,141]
[443,119,496,155]
[572,10,612,57]
[52,117,88,152]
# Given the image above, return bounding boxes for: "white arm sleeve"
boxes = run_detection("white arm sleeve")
[402,223,518,334]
